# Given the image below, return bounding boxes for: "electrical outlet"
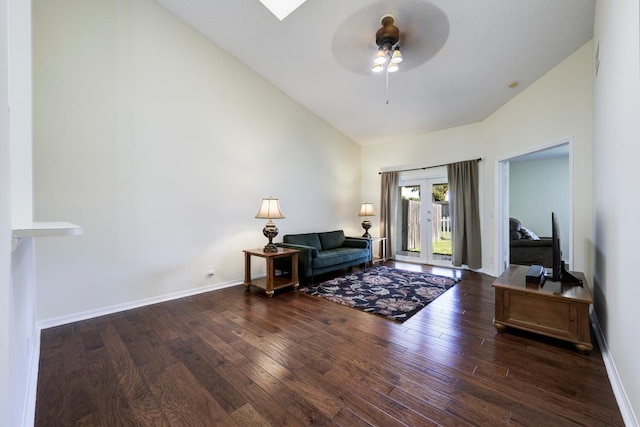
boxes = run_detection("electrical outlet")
[207,266,215,276]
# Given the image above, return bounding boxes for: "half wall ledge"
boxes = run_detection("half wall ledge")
[12,221,83,251]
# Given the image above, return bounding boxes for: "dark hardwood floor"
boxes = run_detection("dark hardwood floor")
[35,261,624,426]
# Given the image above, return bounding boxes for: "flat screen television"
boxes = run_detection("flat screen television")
[551,212,582,285]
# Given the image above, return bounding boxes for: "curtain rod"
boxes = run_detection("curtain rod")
[378,157,482,175]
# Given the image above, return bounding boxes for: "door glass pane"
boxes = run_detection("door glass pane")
[431,183,452,261]
[396,185,421,258]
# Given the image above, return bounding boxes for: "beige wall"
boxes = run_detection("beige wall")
[362,42,593,277]
[32,0,361,321]
[486,41,594,279]
[593,0,640,422]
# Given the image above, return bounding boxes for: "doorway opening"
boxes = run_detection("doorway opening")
[497,141,572,275]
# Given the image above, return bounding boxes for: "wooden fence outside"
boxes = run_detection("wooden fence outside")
[400,200,450,251]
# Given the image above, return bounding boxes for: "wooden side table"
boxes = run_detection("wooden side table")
[492,265,593,353]
[243,247,299,297]
[368,236,387,265]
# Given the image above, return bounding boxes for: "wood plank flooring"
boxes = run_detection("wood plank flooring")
[35,262,624,426]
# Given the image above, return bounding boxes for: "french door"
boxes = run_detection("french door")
[395,177,452,266]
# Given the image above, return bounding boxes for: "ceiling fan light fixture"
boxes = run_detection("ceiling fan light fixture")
[372,63,384,73]
[374,48,387,64]
[387,62,399,73]
[390,47,403,64]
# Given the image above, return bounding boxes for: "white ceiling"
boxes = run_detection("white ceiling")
[155,0,595,146]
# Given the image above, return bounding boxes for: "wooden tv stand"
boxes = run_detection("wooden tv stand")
[492,265,593,353]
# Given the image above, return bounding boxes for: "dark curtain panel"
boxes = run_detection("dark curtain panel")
[447,160,482,269]
[380,171,398,259]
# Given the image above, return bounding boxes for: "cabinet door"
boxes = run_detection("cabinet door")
[505,291,576,340]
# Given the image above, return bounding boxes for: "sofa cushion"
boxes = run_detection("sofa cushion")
[520,226,540,240]
[312,247,367,269]
[510,218,542,241]
[318,230,345,250]
[283,233,322,252]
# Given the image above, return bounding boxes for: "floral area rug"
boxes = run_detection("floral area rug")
[299,266,457,323]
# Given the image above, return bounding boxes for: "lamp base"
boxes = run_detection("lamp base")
[361,219,372,239]
[263,243,278,253]
[263,221,279,253]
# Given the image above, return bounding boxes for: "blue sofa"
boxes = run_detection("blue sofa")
[275,230,370,280]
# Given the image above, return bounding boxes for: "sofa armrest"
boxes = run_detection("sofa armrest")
[276,242,318,257]
[275,242,317,278]
[343,237,370,249]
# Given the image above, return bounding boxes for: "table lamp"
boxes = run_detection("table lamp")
[255,197,285,252]
[358,202,375,238]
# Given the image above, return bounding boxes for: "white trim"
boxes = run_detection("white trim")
[591,312,639,427]
[496,137,573,276]
[495,137,573,164]
[11,222,83,252]
[22,326,39,427]
[495,158,508,277]
[567,140,576,270]
[12,222,83,238]
[37,278,246,330]
[395,178,429,265]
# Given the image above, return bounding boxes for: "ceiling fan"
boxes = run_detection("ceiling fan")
[331,0,450,76]
[371,14,404,73]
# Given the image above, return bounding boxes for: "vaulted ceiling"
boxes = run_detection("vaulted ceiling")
[155,0,595,145]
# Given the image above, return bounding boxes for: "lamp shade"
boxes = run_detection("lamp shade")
[255,198,285,219]
[358,203,376,217]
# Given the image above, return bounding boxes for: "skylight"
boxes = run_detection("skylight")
[259,0,308,20]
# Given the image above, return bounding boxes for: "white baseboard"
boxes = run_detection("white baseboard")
[22,325,40,427]
[26,278,247,427]
[37,278,244,330]
[590,311,639,427]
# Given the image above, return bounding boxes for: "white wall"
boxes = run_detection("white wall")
[362,42,593,277]
[1,0,12,424]
[509,156,570,257]
[8,0,32,223]
[593,0,640,423]
[32,0,361,321]
[4,0,40,425]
